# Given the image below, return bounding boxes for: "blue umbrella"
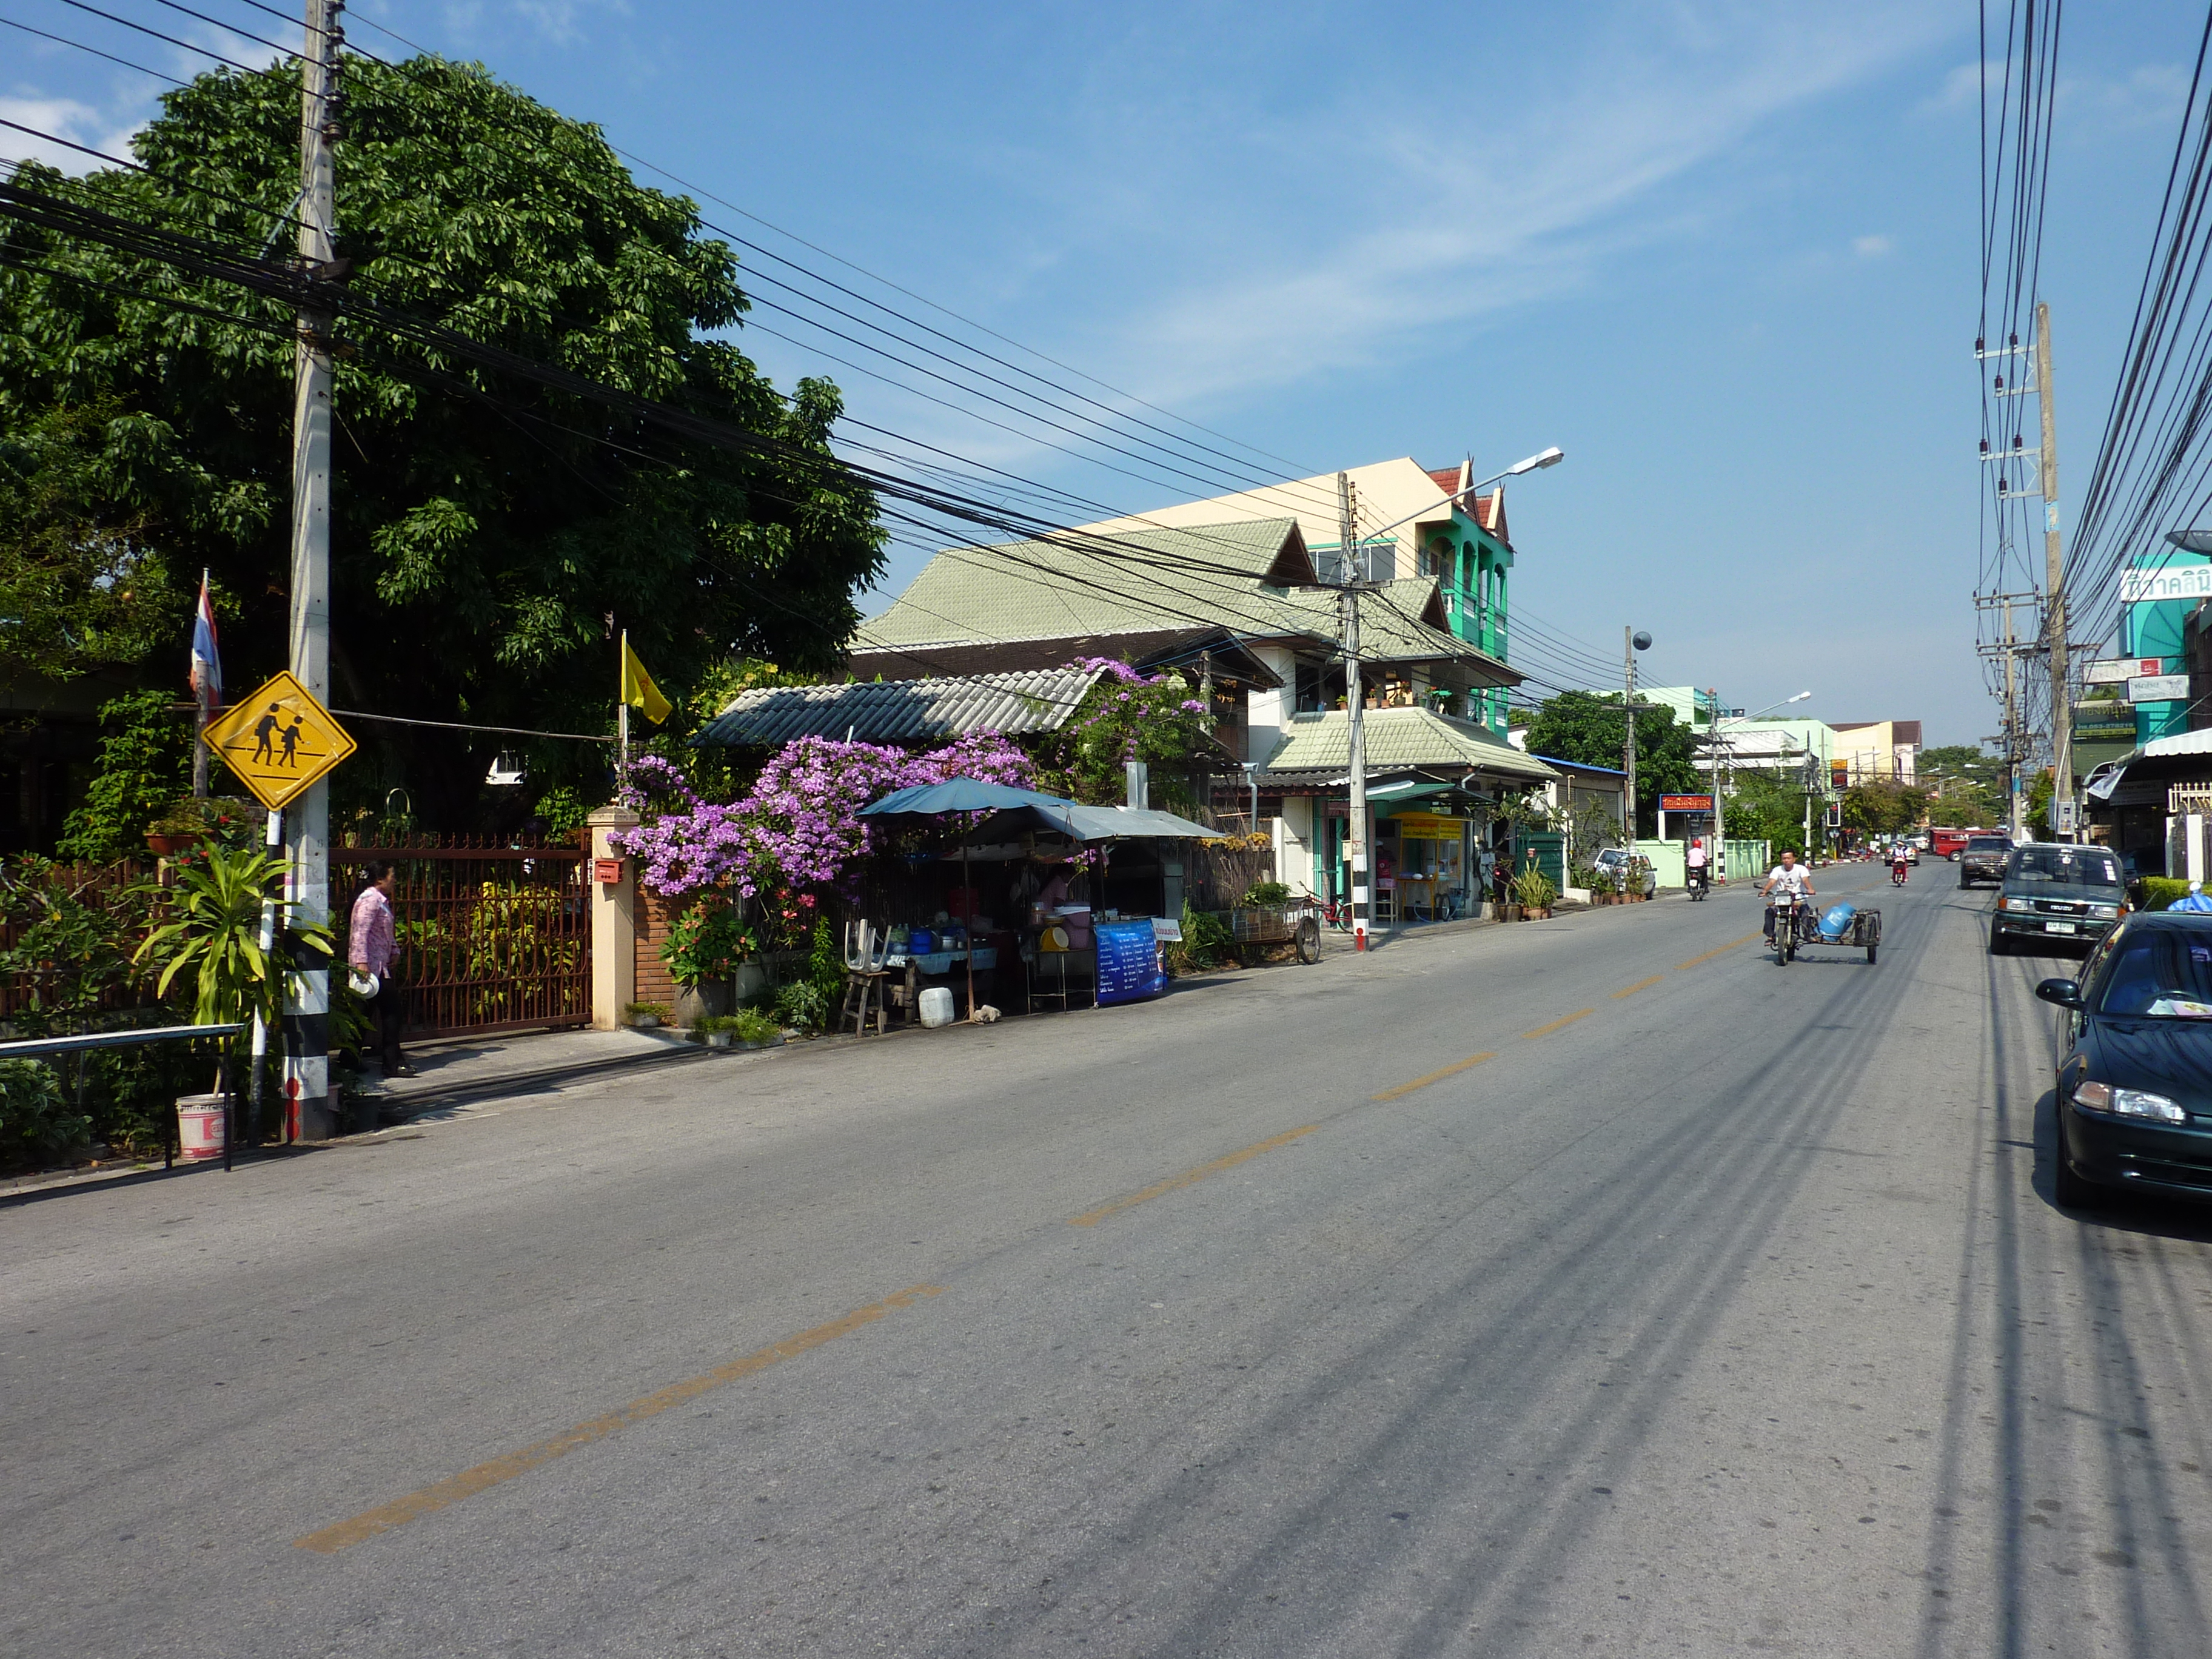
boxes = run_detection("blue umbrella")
[860,780,1085,1020]
[859,780,1081,823]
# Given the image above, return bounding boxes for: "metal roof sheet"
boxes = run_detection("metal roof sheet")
[1255,708,1559,782]
[854,518,1516,685]
[699,668,1102,747]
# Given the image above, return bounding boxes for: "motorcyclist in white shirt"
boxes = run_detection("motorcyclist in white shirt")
[1758,849,1817,942]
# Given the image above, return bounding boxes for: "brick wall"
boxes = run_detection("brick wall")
[634,885,686,1011]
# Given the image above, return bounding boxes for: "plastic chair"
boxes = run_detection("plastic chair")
[839,921,891,1035]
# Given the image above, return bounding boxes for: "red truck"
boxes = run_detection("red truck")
[1931,828,1972,860]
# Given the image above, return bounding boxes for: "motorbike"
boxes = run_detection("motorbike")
[1770,891,1802,964]
[1687,863,1709,901]
[1769,891,1882,967]
[1891,860,1909,887]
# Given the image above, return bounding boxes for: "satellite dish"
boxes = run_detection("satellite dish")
[1632,631,1653,652]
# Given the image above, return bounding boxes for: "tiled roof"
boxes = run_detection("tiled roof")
[699,667,1102,747]
[1256,708,1558,782]
[856,518,1518,683]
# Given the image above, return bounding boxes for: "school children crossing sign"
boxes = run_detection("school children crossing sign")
[203,671,356,812]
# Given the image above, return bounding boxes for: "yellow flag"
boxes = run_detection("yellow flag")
[620,634,671,725]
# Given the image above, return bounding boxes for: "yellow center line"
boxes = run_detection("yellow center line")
[1674,932,1763,971]
[1068,1126,1316,1228]
[1371,1051,1496,1102]
[1611,975,1664,999]
[1522,1008,1595,1039]
[293,1284,945,1555]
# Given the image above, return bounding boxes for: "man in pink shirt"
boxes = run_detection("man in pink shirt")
[349,861,412,1076]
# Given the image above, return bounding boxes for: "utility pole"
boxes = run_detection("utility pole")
[1976,591,2036,839]
[1339,472,1369,951]
[2003,598,2020,837]
[2036,301,2072,839]
[1623,627,1637,840]
[283,0,341,1133]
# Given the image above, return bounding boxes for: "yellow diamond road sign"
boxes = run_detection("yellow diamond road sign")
[204,671,356,813]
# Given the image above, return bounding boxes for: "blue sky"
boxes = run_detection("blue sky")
[5,1,2206,744]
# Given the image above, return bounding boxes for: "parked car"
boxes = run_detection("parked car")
[1593,846,1657,897]
[1959,834,2014,888]
[2035,912,2212,1207]
[1991,842,2128,955]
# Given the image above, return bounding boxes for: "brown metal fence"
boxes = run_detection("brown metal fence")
[0,859,154,1023]
[332,836,591,1037]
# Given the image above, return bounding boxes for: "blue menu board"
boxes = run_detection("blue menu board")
[1095,918,1168,1006]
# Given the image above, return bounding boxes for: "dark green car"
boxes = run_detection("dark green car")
[1989,842,2128,956]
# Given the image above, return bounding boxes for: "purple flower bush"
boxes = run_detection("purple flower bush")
[616,732,1033,900]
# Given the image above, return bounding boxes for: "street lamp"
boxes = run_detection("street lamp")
[1705,691,1812,879]
[1351,447,1566,551]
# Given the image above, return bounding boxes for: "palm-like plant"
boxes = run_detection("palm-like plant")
[133,847,333,1091]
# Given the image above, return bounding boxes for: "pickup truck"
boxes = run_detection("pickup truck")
[1959,834,2014,888]
[1932,828,1971,860]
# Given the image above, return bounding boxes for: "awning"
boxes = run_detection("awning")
[962,802,1219,843]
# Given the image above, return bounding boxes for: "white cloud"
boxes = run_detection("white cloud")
[1854,233,1894,258]
[1089,3,1956,409]
[0,95,146,175]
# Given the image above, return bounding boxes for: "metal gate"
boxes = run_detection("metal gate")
[332,836,590,1037]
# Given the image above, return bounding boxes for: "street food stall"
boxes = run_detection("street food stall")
[856,785,1215,1021]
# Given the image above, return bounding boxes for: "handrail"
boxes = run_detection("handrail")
[0,1023,248,1174]
[0,1023,245,1057]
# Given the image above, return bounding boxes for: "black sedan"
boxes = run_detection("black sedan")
[2036,912,2212,1208]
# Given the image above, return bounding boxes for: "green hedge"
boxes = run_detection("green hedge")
[2139,876,2192,912]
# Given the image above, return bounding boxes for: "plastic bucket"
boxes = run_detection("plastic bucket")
[176,1093,227,1162]
[918,987,956,1027]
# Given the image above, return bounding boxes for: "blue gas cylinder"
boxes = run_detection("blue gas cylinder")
[1819,900,1857,941]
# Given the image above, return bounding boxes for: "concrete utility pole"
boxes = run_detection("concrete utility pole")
[1339,472,1369,951]
[1623,628,1637,839]
[2037,301,2073,839]
[2003,598,2020,836]
[283,0,341,1132]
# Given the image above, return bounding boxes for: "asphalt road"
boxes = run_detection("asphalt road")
[7,863,2211,1657]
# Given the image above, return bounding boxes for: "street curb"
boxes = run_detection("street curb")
[375,1041,716,1122]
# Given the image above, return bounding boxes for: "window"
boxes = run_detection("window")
[2096,930,2212,1018]
[2009,847,2119,886]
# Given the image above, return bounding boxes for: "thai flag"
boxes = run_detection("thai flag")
[189,572,221,715]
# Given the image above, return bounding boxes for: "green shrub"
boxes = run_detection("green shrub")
[1240,880,1292,907]
[0,1058,90,1173]
[733,1008,782,1045]
[661,903,752,987]
[774,979,830,1032]
[2139,876,2192,912]
[1169,902,1236,973]
[623,1000,672,1025]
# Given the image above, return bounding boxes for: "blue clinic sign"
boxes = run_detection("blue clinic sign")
[1095,918,1168,1006]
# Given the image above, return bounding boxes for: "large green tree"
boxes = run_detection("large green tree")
[1522,689,1701,834]
[1918,743,2005,826]
[0,56,883,826]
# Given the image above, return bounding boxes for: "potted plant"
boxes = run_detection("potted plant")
[1514,866,1558,920]
[144,796,261,859]
[662,902,753,1028]
[623,1000,672,1030]
[134,845,331,1156]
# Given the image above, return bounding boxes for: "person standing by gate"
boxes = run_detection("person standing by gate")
[349,860,414,1078]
